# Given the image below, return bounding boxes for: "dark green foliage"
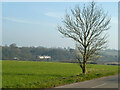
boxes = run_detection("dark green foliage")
[2,44,75,62]
[2,44,118,63]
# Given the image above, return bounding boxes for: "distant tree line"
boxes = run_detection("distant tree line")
[2,43,76,62]
[2,43,118,63]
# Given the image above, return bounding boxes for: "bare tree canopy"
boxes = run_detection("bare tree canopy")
[58,2,111,74]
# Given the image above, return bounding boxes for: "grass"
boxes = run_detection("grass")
[2,60,119,88]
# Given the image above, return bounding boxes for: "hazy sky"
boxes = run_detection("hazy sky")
[2,2,118,49]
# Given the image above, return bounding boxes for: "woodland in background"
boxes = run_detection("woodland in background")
[2,43,118,64]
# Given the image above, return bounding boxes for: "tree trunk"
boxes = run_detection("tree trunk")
[82,45,86,74]
[82,60,86,74]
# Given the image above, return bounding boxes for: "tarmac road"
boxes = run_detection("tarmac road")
[55,74,119,88]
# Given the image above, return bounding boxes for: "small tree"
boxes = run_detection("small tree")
[58,2,111,74]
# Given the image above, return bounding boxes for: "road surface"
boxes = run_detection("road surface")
[55,74,119,88]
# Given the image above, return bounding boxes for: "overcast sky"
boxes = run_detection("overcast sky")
[2,2,118,49]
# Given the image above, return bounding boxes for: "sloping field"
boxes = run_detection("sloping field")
[2,60,119,88]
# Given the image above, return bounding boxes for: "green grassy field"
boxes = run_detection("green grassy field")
[2,60,119,88]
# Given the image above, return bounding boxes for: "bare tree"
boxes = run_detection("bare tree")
[58,2,111,74]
